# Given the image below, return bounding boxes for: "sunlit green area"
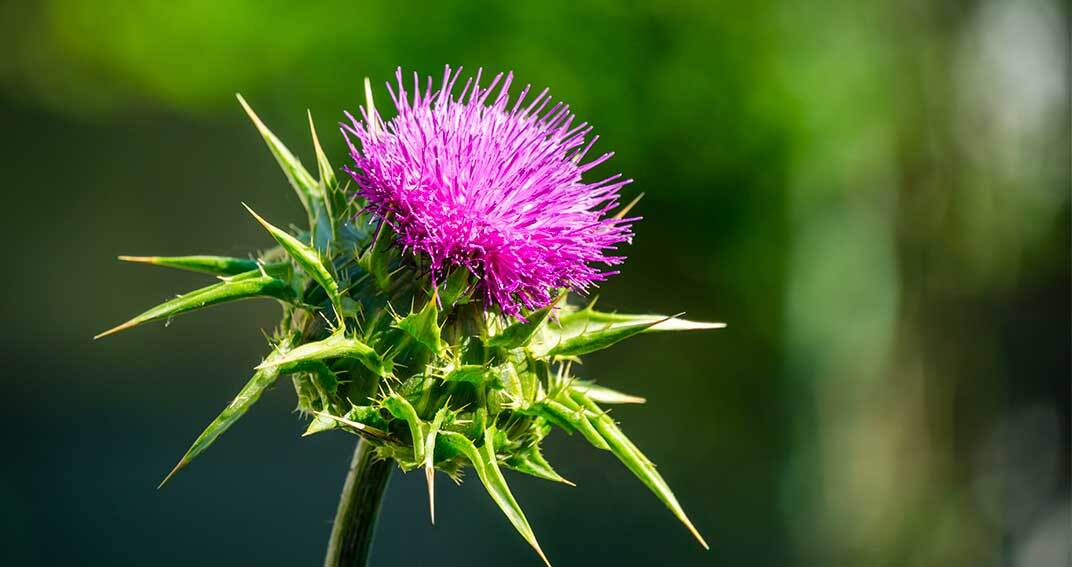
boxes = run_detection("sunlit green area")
[1,1,1067,565]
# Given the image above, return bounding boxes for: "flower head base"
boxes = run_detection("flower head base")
[343,66,634,317]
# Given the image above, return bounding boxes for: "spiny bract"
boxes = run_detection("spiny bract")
[96,71,724,566]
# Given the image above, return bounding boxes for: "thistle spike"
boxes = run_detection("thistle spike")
[117,255,262,276]
[242,203,345,322]
[94,274,295,340]
[425,465,436,525]
[158,342,291,488]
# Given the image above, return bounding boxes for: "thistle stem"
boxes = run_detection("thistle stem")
[324,439,392,567]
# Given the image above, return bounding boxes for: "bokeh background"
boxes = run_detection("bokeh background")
[1,1,1068,565]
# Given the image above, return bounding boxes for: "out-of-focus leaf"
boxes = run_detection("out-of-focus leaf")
[397,296,442,354]
[258,331,390,377]
[573,392,709,550]
[443,365,495,386]
[439,268,471,307]
[158,342,290,487]
[439,429,551,566]
[94,275,295,339]
[117,255,264,276]
[569,381,646,404]
[243,204,344,323]
[362,76,384,140]
[358,218,395,291]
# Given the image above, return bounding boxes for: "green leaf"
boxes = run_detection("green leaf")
[117,255,263,276]
[243,204,344,324]
[308,411,392,441]
[158,343,290,487]
[258,331,391,377]
[308,110,347,248]
[542,318,665,358]
[439,429,551,566]
[541,398,610,450]
[443,365,495,386]
[574,392,709,550]
[569,382,646,404]
[486,295,562,349]
[503,444,574,486]
[305,404,390,438]
[306,111,338,194]
[396,296,442,354]
[358,219,395,291]
[94,275,295,339]
[555,308,725,336]
[383,393,427,465]
[236,94,318,223]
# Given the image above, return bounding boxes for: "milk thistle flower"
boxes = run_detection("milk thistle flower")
[343,67,634,317]
[97,66,724,566]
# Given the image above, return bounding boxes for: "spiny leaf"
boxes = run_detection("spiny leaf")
[439,429,551,566]
[236,94,318,220]
[396,295,442,354]
[258,331,390,377]
[569,382,646,404]
[159,342,290,487]
[308,110,348,244]
[306,405,390,438]
[94,275,295,339]
[243,204,344,324]
[443,365,495,386]
[383,393,427,465]
[486,295,562,349]
[540,398,609,450]
[306,111,337,193]
[556,308,725,336]
[117,255,262,276]
[309,411,392,441]
[542,318,666,358]
[504,445,574,486]
[574,392,709,550]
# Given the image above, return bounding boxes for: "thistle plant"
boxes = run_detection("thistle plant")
[97,66,723,566]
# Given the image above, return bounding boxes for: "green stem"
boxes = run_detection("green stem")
[324,439,393,567]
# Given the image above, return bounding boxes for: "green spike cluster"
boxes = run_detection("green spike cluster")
[96,91,725,564]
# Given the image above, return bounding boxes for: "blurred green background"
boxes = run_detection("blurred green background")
[1,1,1068,565]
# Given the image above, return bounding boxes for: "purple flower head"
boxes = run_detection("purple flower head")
[342,66,635,317]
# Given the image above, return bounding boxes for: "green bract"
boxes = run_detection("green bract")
[97,91,724,565]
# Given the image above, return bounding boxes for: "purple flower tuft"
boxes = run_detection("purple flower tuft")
[342,66,635,317]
